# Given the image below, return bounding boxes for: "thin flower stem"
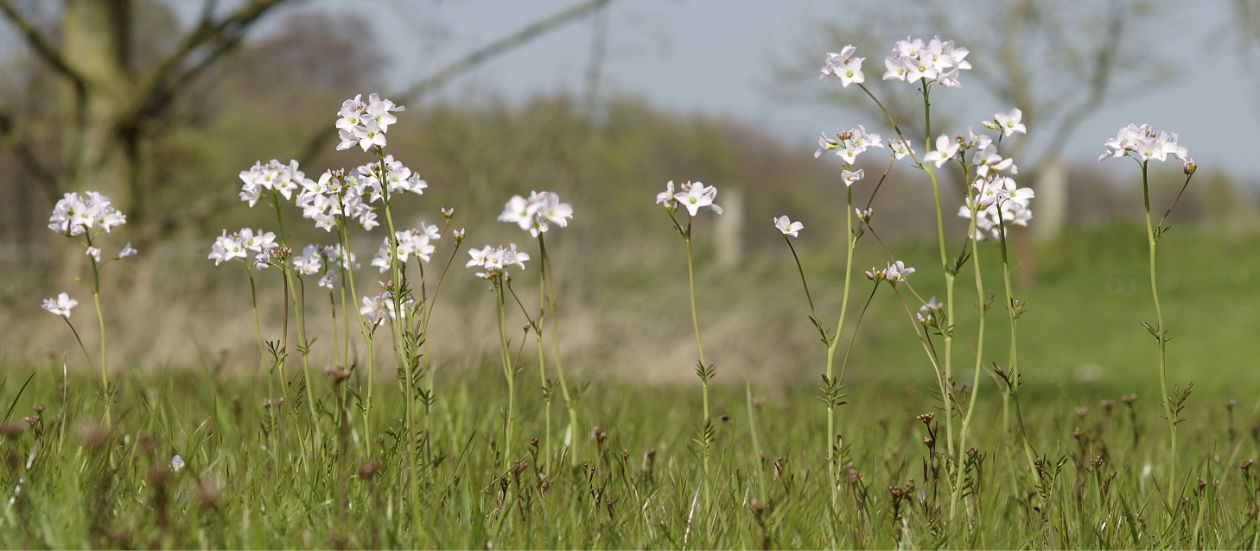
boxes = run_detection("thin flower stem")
[87,253,109,424]
[838,284,879,386]
[535,237,552,472]
[337,222,376,455]
[997,217,1038,477]
[60,317,96,375]
[1142,161,1178,507]
[920,84,957,459]
[495,277,516,471]
[823,187,857,472]
[682,220,712,508]
[783,237,819,319]
[247,266,277,454]
[376,149,411,462]
[952,184,986,520]
[540,236,579,468]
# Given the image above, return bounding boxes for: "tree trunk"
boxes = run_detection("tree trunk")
[61,0,138,220]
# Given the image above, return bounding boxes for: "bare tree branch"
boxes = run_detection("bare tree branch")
[127,0,286,123]
[0,0,85,88]
[292,0,614,163]
[0,106,59,204]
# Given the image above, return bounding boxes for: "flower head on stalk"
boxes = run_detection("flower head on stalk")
[815,126,883,163]
[923,134,961,168]
[773,215,803,237]
[208,228,278,269]
[466,244,530,280]
[41,292,77,318]
[658,181,722,217]
[48,191,126,237]
[239,160,305,207]
[887,137,915,160]
[355,155,428,201]
[958,175,1035,240]
[983,108,1026,137]
[314,244,357,289]
[820,45,865,87]
[296,168,378,231]
[866,260,915,284]
[371,227,437,273]
[499,191,574,237]
[359,283,414,328]
[337,93,404,152]
[1099,123,1190,163]
[882,36,971,87]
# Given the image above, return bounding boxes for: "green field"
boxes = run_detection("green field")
[2,224,1259,548]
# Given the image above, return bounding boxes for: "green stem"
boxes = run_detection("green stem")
[541,236,579,468]
[285,268,321,455]
[952,188,986,520]
[823,187,857,473]
[495,278,515,471]
[1142,161,1177,507]
[997,218,1038,476]
[536,236,552,472]
[87,250,109,425]
[683,226,711,508]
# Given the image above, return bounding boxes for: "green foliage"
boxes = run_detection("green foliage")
[0,362,1257,548]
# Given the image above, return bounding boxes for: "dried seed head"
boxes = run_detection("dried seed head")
[1100,399,1115,411]
[1122,393,1137,405]
[359,461,385,479]
[1225,399,1237,410]
[1242,459,1254,472]
[917,412,935,423]
[0,423,23,439]
[1074,406,1088,417]
[32,403,44,413]
[966,447,977,457]
[77,424,112,447]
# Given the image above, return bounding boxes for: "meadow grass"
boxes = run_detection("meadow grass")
[1,357,1258,549]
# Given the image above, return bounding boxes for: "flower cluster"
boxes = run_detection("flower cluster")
[371,225,440,273]
[656,181,723,216]
[773,215,803,238]
[887,137,915,160]
[208,228,278,269]
[41,292,77,318]
[865,260,915,283]
[359,283,413,327]
[336,93,404,152]
[239,160,305,207]
[1099,123,1192,167]
[882,36,971,87]
[983,108,1027,138]
[820,45,866,87]
[356,154,429,201]
[958,175,1034,240]
[815,125,884,164]
[498,191,574,237]
[466,244,530,280]
[916,297,943,325]
[48,191,126,237]
[296,169,378,232]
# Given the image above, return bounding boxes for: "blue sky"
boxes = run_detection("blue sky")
[309,1,1256,183]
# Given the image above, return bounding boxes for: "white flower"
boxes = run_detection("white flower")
[117,242,137,259]
[656,180,678,209]
[239,160,305,206]
[821,45,865,87]
[47,191,126,237]
[821,126,883,165]
[883,36,970,87]
[1100,123,1189,164]
[499,191,573,237]
[992,108,1026,137]
[773,215,803,238]
[887,137,915,160]
[85,246,101,263]
[292,245,323,276]
[170,455,185,472]
[466,243,530,279]
[208,229,247,266]
[959,175,1035,240]
[842,169,864,187]
[337,93,404,152]
[673,181,723,217]
[41,292,77,318]
[882,260,915,283]
[923,135,960,168]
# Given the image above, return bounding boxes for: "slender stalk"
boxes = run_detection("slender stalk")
[247,266,277,453]
[87,254,109,424]
[1141,161,1177,506]
[951,186,986,519]
[541,236,579,468]
[919,83,957,459]
[285,269,321,453]
[682,220,712,508]
[494,277,516,471]
[338,221,376,455]
[535,237,552,472]
[823,187,857,472]
[997,217,1038,476]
